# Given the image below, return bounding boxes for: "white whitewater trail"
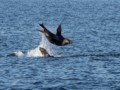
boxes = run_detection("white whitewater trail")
[11,33,62,58]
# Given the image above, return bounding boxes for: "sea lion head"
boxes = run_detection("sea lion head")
[39,47,50,57]
[62,39,72,45]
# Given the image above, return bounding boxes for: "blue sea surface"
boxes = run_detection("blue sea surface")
[0,0,120,90]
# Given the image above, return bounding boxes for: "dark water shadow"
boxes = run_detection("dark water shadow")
[54,53,120,59]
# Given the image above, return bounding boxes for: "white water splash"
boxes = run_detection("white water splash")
[27,47,43,57]
[9,33,59,58]
[39,33,56,56]
[13,51,24,57]
[27,33,56,57]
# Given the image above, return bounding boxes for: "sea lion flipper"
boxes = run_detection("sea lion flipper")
[56,24,62,36]
[39,23,47,30]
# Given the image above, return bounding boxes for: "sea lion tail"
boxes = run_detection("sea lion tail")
[39,23,47,30]
[39,23,46,33]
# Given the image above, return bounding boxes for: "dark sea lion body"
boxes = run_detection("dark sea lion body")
[39,47,53,57]
[39,24,72,46]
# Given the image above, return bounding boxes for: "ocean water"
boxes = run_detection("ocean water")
[0,0,120,90]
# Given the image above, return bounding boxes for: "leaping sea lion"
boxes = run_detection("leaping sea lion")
[39,24,72,46]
